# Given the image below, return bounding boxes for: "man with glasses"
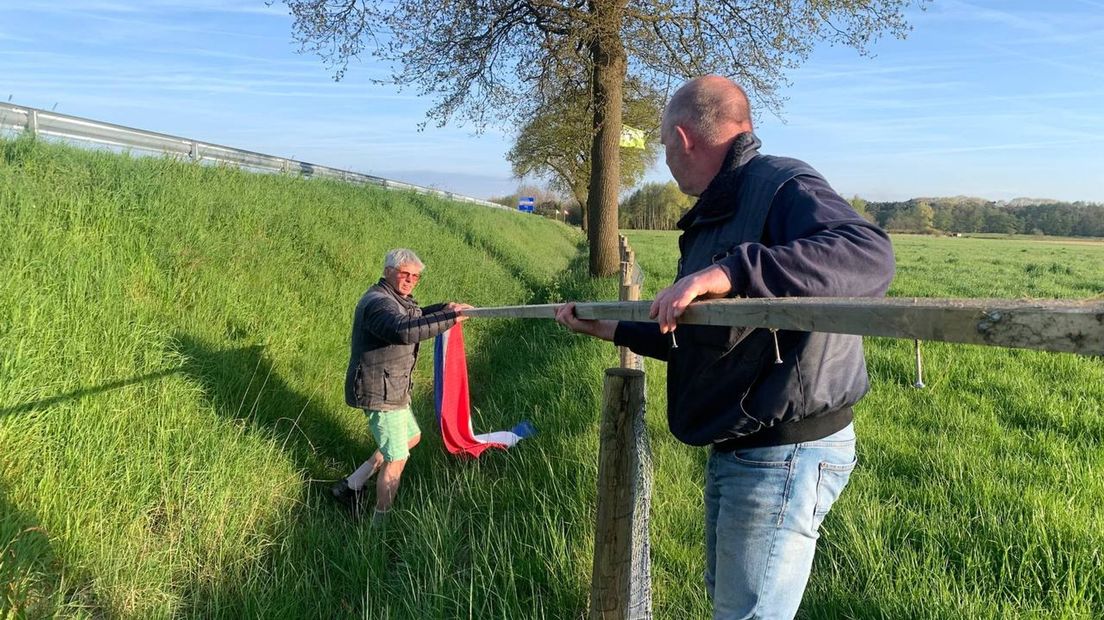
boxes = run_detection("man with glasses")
[334,248,472,523]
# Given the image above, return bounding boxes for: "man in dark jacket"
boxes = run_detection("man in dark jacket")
[556,76,894,619]
[333,248,470,522]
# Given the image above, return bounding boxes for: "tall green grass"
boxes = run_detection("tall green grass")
[2,136,1102,618]
[0,136,603,618]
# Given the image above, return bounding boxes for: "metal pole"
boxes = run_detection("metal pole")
[914,339,926,389]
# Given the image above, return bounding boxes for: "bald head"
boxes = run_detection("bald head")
[662,75,753,147]
[660,76,755,196]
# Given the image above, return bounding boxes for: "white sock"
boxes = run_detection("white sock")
[346,460,378,491]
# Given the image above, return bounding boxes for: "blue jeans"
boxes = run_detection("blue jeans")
[704,423,856,620]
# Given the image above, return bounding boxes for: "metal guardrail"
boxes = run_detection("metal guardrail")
[0,102,511,211]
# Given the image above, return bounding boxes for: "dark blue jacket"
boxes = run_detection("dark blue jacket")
[615,133,895,447]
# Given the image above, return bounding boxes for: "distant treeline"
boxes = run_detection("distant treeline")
[855,197,1104,238]
[504,181,1104,238]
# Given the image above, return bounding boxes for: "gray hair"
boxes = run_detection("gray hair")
[663,76,752,145]
[383,248,424,272]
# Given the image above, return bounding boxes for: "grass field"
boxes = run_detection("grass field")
[2,137,1103,618]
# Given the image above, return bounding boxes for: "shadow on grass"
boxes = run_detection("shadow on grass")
[171,334,370,477]
[0,487,56,616]
[0,367,184,418]
[2,341,383,613]
[168,334,394,617]
[0,486,101,616]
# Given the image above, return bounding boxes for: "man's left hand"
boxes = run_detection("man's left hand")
[650,265,733,333]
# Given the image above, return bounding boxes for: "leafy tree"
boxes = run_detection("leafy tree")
[886,201,933,233]
[1039,204,1077,237]
[932,203,955,232]
[1075,204,1104,237]
[848,196,872,222]
[953,203,985,233]
[489,183,559,210]
[507,74,661,232]
[620,181,694,230]
[285,0,924,275]
[872,197,1104,237]
[984,209,1020,235]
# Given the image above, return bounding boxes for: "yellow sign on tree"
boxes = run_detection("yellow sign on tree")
[619,125,646,150]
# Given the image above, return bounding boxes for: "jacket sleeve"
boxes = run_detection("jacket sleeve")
[363,297,458,344]
[715,175,895,298]
[613,321,672,361]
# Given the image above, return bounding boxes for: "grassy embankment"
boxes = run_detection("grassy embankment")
[1,136,612,618]
[2,137,1103,618]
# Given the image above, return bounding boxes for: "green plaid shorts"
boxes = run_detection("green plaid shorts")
[365,406,421,462]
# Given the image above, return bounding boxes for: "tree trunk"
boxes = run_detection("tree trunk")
[573,183,589,233]
[586,0,627,277]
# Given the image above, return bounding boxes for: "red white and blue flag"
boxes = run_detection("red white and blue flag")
[434,324,534,458]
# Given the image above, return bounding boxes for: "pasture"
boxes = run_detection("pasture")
[2,137,1103,618]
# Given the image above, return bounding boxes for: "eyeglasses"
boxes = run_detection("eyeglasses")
[393,269,421,282]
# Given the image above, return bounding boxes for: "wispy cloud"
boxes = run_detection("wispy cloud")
[5,5,278,44]
[978,42,1104,81]
[12,0,286,17]
[881,135,1104,158]
[0,32,32,43]
[938,0,1101,35]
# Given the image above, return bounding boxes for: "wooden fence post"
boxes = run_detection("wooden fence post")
[619,241,643,370]
[590,368,652,620]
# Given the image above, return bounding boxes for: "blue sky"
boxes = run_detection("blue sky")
[2,0,1102,203]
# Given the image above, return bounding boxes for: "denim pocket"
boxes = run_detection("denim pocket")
[813,456,857,529]
[728,444,795,468]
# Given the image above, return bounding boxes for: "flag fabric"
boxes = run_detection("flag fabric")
[433,324,535,458]
[619,124,647,149]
